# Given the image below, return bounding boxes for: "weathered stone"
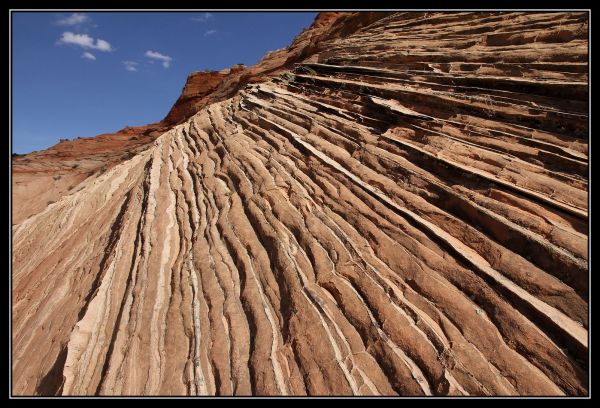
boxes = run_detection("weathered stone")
[12,12,588,396]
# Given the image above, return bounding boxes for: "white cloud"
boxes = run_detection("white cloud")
[57,32,113,52]
[145,50,172,68]
[82,52,96,60]
[56,13,89,26]
[204,29,217,36]
[191,13,213,23]
[94,39,112,51]
[123,61,138,72]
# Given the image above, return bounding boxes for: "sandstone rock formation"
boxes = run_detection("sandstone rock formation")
[11,12,588,396]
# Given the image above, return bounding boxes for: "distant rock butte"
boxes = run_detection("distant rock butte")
[12,12,588,396]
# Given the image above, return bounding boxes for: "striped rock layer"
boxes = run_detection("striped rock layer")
[12,12,588,396]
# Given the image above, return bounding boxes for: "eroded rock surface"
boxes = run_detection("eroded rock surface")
[12,12,588,396]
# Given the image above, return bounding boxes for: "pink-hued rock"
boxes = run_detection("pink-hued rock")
[11,12,588,396]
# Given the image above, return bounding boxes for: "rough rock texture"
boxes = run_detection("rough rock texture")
[12,12,588,396]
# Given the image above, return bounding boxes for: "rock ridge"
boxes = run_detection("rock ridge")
[12,11,588,396]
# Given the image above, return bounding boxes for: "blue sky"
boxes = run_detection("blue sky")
[12,11,317,154]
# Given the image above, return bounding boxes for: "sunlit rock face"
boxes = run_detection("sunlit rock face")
[12,12,588,396]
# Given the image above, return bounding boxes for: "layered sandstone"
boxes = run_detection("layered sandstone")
[12,12,588,396]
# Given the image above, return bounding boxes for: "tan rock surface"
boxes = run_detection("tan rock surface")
[12,12,588,396]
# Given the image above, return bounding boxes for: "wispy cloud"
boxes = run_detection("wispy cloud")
[82,52,96,60]
[191,12,213,23]
[123,61,138,72]
[204,29,217,36]
[57,32,113,52]
[145,50,172,68]
[56,13,89,26]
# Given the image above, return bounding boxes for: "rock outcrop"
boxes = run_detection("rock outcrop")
[11,12,588,396]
